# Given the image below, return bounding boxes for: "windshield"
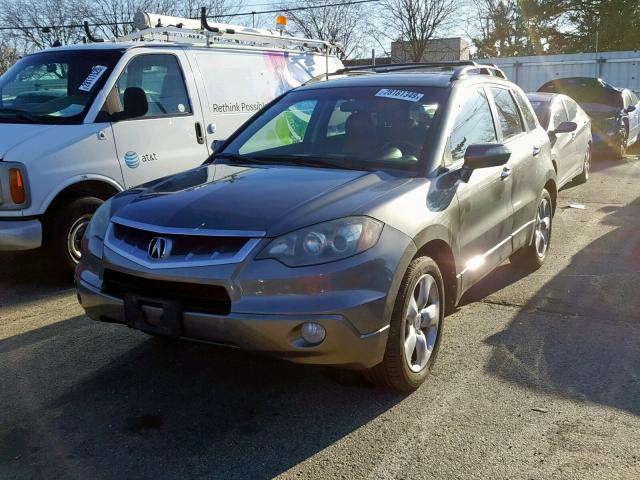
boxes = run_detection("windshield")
[529,100,550,129]
[0,49,123,124]
[218,86,445,172]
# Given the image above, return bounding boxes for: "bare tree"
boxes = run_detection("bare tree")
[282,0,368,60]
[0,38,21,74]
[0,0,92,50]
[380,0,459,62]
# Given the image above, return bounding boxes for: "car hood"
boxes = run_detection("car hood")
[112,163,411,236]
[0,124,56,159]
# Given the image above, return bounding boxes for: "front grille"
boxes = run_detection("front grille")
[102,269,231,315]
[110,222,250,265]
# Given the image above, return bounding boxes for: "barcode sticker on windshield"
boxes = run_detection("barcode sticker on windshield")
[78,65,108,92]
[375,89,424,102]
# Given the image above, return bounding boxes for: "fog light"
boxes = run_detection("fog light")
[301,322,326,344]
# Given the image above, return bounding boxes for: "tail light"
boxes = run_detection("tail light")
[9,168,26,204]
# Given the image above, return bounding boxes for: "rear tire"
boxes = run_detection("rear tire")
[510,189,553,271]
[366,256,444,392]
[47,196,103,273]
[575,145,591,184]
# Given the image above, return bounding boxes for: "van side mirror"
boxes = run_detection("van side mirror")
[212,139,226,153]
[626,105,636,113]
[551,121,577,134]
[115,87,148,121]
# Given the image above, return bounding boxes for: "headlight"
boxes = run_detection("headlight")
[85,199,112,241]
[257,216,383,267]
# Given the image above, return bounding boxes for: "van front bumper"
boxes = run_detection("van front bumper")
[0,219,42,251]
[76,276,390,369]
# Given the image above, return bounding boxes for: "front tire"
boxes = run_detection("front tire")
[47,196,103,272]
[367,256,444,392]
[510,189,553,271]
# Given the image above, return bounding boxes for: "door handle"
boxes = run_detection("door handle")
[195,122,205,145]
[500,167,511,180]
[532,146,541,157]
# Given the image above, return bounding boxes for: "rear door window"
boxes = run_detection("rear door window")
[490,87,525,140]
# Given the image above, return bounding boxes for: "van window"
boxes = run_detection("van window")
[112,54,191,118]
[449,88,497,163]
[490,87,524,140]
[0,50,122,124]
[239,100,318,154]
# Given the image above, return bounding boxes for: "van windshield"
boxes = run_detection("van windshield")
[218,86,445,172]
[0,49,123,124]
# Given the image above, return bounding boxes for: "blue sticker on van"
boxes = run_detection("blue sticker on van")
[124,151,140,169]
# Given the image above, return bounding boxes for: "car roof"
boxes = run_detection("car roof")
[297,71,514,92]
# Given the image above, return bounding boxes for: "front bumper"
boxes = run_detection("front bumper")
[0,219,42,251]
[76,276,390,369]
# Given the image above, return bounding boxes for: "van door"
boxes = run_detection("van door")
[450,87,513,291]
[107,51,209,188]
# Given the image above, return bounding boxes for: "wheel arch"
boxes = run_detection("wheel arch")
[43,176,123,216]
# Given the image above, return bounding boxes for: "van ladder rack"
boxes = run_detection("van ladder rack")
[85,8,342,56]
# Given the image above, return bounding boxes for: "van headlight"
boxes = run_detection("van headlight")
[257,216,383,267]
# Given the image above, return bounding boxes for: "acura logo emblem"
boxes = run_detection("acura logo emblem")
[148,237,172,260]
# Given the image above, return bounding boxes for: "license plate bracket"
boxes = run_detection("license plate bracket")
[124,294,183,338]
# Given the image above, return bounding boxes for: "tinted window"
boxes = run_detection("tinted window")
[490,87,524,140]
[449,88,497,162]
[113,54,191,118]
[563,99,578,120]
[552,102,569,128]
[513,90,537,130]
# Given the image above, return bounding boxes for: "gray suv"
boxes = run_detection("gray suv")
[76,62,556,391]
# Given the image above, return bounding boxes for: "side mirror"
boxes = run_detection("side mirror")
[115,87,148,120]
[626,105,636,113]
[211,139,226,153]
[551,121,577,135]
[463,144,511,171]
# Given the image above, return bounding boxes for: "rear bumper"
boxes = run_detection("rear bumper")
[0,219,42,251]
[76,276,390,369]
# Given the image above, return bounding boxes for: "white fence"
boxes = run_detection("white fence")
[487,51,640,93]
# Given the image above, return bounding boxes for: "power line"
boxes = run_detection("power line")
[0,0,380,32]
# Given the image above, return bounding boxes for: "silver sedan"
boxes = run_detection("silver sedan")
[527,92,593,187]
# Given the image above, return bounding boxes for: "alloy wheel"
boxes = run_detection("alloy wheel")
[534,198,552,258]
[404,273,440,373]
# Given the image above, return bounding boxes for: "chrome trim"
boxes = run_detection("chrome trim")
[456,219,536,279]
[111,216,267,238]
[360,324,390,339]
[103,222,263,269]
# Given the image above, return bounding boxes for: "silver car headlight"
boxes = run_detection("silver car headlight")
[257,216,384,267]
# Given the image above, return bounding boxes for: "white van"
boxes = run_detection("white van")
[0,11,342,269]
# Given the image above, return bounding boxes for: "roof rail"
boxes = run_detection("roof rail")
[85,9,342,55]
[305,61,507,85]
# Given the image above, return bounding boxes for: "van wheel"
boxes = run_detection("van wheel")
[48,196,103,272]
[366,256,444,392]
[510,189,552,271]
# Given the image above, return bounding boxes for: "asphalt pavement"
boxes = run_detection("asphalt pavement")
[1,153,639,479]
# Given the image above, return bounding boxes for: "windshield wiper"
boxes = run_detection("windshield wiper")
[247,154,371,171]
[0,108,44,124]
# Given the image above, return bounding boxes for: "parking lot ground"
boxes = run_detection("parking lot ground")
[1,153,639,479]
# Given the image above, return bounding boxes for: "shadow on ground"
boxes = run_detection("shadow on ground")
[476,196,640,416]
[0,314,403,479]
